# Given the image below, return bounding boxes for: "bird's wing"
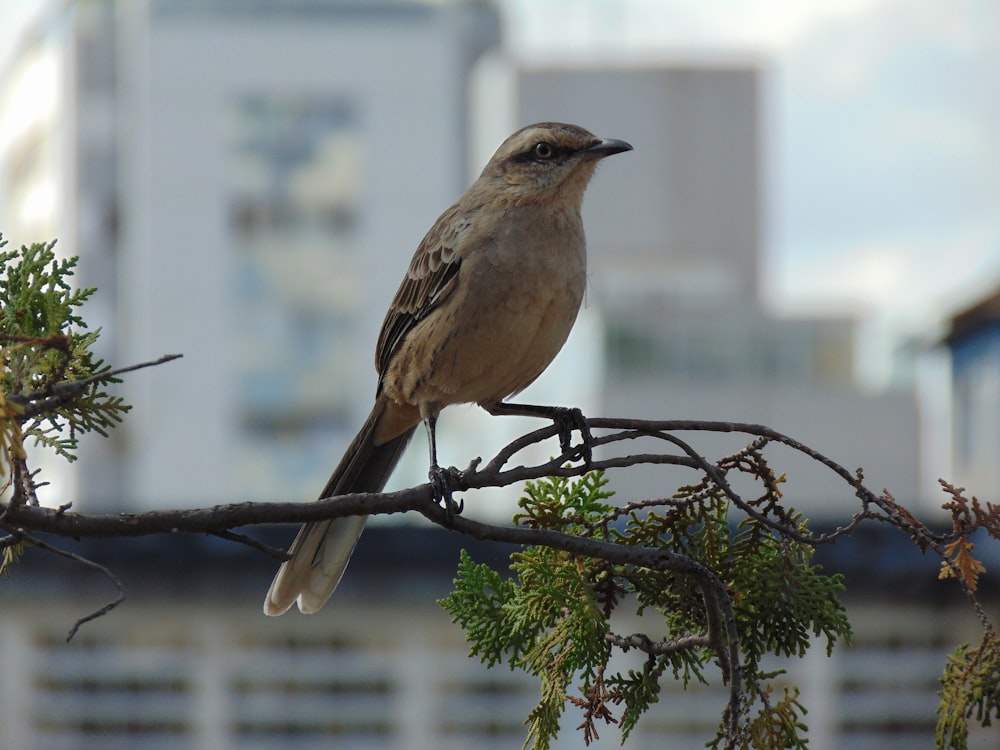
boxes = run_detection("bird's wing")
[375,203,475,379]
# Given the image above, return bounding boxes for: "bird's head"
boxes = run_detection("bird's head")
[478,122,632,207]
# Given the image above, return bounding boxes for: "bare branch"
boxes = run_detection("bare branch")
[211,529,291,560]
[0,417,912,545]
[8,353,183,419]
[13,529,125,641]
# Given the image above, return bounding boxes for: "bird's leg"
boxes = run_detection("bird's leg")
[422,413,464,515]
[485,402,593,468]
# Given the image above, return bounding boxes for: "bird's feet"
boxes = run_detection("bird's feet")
[429,464,466,517]
[551,406,593,468]
[485,402,593,468]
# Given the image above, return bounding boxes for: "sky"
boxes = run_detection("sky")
[3,0,998,338]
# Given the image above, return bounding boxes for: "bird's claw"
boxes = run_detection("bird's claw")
[552,407,593,468]
[429,464,466,517]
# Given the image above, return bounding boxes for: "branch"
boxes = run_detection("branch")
[12,529,125,641]
[7,354,183,419]
[210,529,291,560]
[606,631,712,656]
[0,417,918,541]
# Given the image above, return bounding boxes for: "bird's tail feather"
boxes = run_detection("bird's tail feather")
[264,400,415,615]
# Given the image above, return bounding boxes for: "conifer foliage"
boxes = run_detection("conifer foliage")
[0,236,129,501]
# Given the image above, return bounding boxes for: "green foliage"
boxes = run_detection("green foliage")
[443,473,617,750]
[441,470,853,749]
[604,658,668,740]
[0,237,130,471]
[443,550,521,669]
[726,516,850,671]
[937,632,1000,749]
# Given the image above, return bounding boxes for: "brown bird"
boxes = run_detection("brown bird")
[264,122,632,616]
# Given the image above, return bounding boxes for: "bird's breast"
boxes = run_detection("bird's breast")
[383,207,588,410]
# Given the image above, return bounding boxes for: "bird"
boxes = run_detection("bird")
[264,122,632,616]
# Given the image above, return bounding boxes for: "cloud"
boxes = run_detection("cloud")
[772,0,1000,319]
[777,222,1000,320]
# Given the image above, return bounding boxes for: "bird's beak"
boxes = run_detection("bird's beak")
[582,138,633,158]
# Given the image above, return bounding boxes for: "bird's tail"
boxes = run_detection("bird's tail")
[263,400,415,615]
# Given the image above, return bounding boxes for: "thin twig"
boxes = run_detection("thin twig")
[210,529,291,561]
[15,529,126,641]
[9,354,183,419]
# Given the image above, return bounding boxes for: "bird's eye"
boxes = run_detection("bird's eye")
[532,142,555,160]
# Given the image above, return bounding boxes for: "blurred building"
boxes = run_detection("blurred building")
[0,0,502,509]
[944,287,1000,499]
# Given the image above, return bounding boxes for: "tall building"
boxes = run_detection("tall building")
[0,0,501,509]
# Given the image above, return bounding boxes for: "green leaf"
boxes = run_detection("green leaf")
[0,238,131,467]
